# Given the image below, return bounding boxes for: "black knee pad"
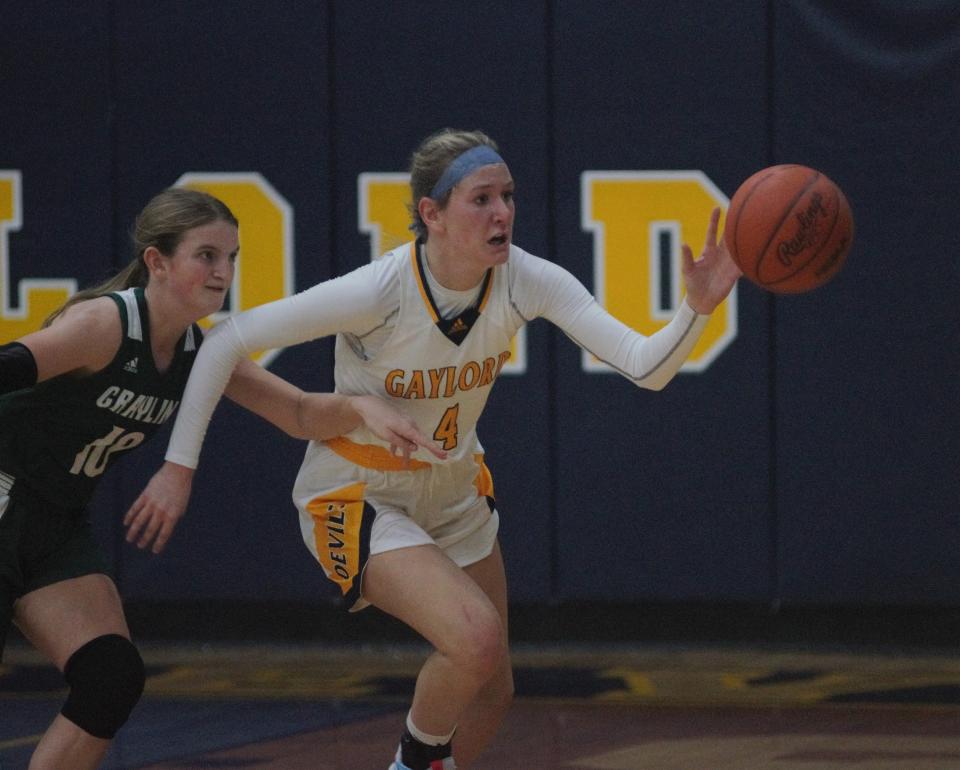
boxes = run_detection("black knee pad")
[60,634,145,739]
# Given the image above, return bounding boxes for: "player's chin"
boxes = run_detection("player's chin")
[485,237,511,263]
[200,289,228,314]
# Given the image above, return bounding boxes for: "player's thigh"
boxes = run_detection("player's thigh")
[364,544,501,652]
[14,574,129,670]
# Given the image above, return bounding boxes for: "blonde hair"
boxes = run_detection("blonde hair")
[407,128,500,240]
[44,188,237,326]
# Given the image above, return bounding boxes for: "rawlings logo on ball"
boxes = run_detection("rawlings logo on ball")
[777,191,828,267]
[725,164,854,294]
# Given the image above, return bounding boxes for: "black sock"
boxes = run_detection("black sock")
[400,727,452,769]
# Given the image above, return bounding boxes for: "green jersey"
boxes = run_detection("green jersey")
[0,288,202,509]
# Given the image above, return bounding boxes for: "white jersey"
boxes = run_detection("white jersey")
[334,242,514,464]
[166,241,709,469]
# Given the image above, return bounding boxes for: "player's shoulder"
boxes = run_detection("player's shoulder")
[329,241,408,310]
[42,294,125,368]
[55,294,122,332]
[360,241,410,279]
[369,240,413,269]
[505,243,569,283]
[333,243,404,284]
[508,243,560,267]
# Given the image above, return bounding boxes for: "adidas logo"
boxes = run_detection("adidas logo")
[123,357,139,374]
[450,317,467,333]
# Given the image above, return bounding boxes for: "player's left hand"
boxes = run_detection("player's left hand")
[682,207,742,315]
[123,461,195,554]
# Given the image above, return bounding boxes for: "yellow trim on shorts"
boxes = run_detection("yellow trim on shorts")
[473,453,494,498]
[325,435,431,471]
[305,482,367,598]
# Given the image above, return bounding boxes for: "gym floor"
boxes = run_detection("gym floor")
[3,640,960,769]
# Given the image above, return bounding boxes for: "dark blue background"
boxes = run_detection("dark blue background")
[2,1,958,615]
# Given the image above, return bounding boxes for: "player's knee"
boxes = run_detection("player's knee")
[453,605,506,681]
[60,634,146,739]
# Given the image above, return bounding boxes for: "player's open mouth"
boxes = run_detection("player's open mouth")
[488,234,508,246]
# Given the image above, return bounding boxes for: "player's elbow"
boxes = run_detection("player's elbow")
[637,372,672,391]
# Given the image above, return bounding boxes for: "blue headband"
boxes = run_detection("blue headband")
[430,145,505,200]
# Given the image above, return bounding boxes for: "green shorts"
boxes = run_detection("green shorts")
[0,488,112,659]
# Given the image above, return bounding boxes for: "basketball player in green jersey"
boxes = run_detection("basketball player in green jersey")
[0,187,441,770]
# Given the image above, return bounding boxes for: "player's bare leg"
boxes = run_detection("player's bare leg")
[28,715,109,770]
[15,574,138,770]
[364,543,509,767]
[450,541,514,766]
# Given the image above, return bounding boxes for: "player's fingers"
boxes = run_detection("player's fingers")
[397,423,434,449]
[137,516,162,550]
[390,433,418,455]
[705,206,720,245]
[125,509,148,542]
[421,440,447,460]
[399,427,447,460]
[397,428,422,450]
[680,243,695,272]
[152,522,174,554]
[123,498,142,527]
[384,422,412,447]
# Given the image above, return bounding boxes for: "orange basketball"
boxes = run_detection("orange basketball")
[724,164,854,293]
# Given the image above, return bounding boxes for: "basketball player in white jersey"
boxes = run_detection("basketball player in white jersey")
[135,129,741,769]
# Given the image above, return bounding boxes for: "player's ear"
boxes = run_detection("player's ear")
[418,196,443,232]
[142,246,167,277]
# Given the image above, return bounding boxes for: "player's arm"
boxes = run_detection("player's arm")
[125,264,405,554]
[1,298,121,394]
[126,363,445,555]
[164,266,386,470]
[224,358,445,457]
[537,268,704,391]
[518,213,735,390]
[124,290,341,555]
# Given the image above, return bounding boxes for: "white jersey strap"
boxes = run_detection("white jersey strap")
[115,288,143,342]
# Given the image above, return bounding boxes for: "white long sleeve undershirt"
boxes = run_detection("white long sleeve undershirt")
[166,247,708,468]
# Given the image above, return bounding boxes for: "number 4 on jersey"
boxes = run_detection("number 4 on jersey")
[434,404,460,451]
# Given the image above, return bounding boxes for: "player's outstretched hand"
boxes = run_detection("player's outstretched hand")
[682,207,742,315]
[350,394,447,465]
[123,461,195,554]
